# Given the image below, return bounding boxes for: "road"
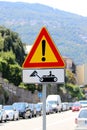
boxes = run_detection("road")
[0,110,78,130]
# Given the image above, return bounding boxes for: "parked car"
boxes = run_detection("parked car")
[46,95,62,113]
[0,105,2,109]
[3,105,19,121]
[46,102,53,114]
[13,102,32,119]
[68,102,74,110]
[72,102,81,112]
[75,108,87,130]
[0,105,7,123]
[62,102,69,111]
[79,100,87,108]
[62,102,67,111]
[28,103,36,117]
[34,103,42,116]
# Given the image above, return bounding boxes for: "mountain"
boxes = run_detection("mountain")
[0,1,87,65]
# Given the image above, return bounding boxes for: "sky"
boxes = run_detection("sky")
[0,0,87,17]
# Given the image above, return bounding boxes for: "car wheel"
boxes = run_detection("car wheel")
[29,113,32,119]
[12,115,15,121]
[23,113,27,119]
[0,119,2,123]
[4,119,7,122]
[16,116,19,120]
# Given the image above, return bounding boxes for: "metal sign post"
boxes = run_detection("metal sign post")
[42,84,46,130]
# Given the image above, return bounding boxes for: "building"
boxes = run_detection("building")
[76,64,87,85]
[25,45,32,54]
[63,56,76,74]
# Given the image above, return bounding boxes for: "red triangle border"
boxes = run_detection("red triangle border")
[22,27,65,69]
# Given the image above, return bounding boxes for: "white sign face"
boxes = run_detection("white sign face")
[22,68,65,84]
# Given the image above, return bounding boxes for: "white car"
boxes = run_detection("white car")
[0,105,7,123]
[3,105,19,121]
[62,102,67,111]
[0,105,2,109]
[75,108,87,130]
[46,102,53,114]
[46,95,62,113]
[79,100,87,108]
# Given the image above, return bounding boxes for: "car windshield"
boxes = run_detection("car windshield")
[73,103,80,106]
[13,103,26,109]
[80,101,87,104]
[28,104,33,108]
[79,109,87,118]
[35,104,41,108]
[4,105,13,110]
[48,101,57,105]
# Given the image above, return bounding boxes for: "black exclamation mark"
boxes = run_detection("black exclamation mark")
[42,40,46,61]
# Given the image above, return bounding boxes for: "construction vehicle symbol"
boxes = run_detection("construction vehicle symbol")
[30,71,58,82]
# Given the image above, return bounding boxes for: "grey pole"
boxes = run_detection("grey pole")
[42,84,46,130]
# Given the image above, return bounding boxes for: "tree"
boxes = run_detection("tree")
[8,64,22,86]
[0,58,8,78]
[0,51,16,64]
[3,36,12,51]
[0,26,26,66]
[65,69,76,84]
[65,83,85,101]
[0,26,26,86]
[0,33,4,51]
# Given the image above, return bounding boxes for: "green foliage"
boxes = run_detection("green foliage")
[8,64,22,86]
[64,70,85,101]
[0,26,26,86]
[0,51,16,79]
[19,83,42,93]
[26,84,36,93]
[0,26,25,66]
[0,51,16,64]
[0,33,4,51]
[0,58,8,78]
[36,84,42,92]
[19,83,36,93]
[65,83,85,100]
[66,69,76,84]
[19,82,27,89]
[0,54,22,86]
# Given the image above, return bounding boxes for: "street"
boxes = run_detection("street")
[0,110,78,130]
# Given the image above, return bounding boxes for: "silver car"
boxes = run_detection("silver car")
[79,100,87,108]
[75,108,87,130]
[0,105,7,123]
[3,105,19,121]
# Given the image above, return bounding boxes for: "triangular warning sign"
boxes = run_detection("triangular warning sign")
[22,27,65,69]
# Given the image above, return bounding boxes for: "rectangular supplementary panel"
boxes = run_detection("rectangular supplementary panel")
[22,68,65,84]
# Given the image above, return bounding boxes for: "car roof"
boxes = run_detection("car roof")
[79,100,87,102]
[80,107,87,110]
[77,108,87,117]
[78,107,87,113]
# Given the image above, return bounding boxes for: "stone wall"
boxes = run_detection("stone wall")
[0,77,40,104]
[0,77,60,104]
